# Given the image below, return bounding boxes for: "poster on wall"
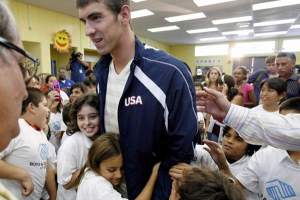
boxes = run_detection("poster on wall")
[53,30,72,53]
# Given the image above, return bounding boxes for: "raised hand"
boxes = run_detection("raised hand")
[203,140,229,171]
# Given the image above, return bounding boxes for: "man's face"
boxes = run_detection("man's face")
[0,39,27,150]
[79,1,124,55]
[276,57,294,79]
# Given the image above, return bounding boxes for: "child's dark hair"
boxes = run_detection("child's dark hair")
[45,74,56,84]
[69,94,100,135]
[223,74,239,102]
[260,78,287,95]
[223,126,260,156]
[70,83,85,94]
[74,133,121,187]
[83,75,96,88]
[279,97,300,113]
[22,87,45,114]
[62,103,73,135]
[178,167,245,200]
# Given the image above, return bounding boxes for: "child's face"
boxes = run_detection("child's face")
[98,154,123,186]
[260,83,282,107]
[233,68,245,82]
[70,88,84,103]
[77,105,100,137]
[222,128,248,161]
[34,97,50,129]
[208,69,219,82]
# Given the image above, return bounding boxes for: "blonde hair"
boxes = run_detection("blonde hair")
[205,67,222,87]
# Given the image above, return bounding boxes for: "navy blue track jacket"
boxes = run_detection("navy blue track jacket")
[94,38,198,200]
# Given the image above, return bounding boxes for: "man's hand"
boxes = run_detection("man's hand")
[196,87,231,121]
[20,171,34,196]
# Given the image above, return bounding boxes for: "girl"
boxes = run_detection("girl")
[47,90,66,152]
[76,133,160,200]
[26,75,41,89]
[57,94,101,200]
[206,74,243,142]
[202,67,222,91]
[170,126,260,199]
[252,77,286,113]
[233,66,256,107]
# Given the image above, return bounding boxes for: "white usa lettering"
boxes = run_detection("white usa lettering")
[125,96,143,106]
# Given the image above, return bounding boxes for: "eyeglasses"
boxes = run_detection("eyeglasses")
[0,36,40,76]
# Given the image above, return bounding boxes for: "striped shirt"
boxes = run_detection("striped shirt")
[224,104,300,151]
[104,59,132,134]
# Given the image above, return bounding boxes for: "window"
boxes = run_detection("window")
[195,44,229,56]
[282,39,300,52]
[230,41,275,57]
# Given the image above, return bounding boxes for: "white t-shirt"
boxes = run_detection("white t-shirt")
[0,118,50,200]
[104,59,132,134]
[56,132,92,200]
[60,90,69,106]
[251,104,279,114]
[48,112,67,152]
[237,146,300,200]
[76,170,127,200]
[193,145,259,200]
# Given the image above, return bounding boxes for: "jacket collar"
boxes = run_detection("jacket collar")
[98,36,144,71]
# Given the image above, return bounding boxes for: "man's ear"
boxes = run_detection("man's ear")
[118,5,131,25]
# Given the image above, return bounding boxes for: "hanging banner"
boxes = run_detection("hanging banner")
[53,30,72,53]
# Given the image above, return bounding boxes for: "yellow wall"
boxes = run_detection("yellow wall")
[7,0,300,75]
[8,0,96,73]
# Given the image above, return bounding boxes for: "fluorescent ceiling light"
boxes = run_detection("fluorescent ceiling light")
[254,31,287,37]
[222,29,253,36]
[212,16,252,25]
[254,19,295,27]
[165,12,206,23]
[131,9,154,19]
[199,36,227,41]
[131,0,147,2]
[290,24,300,29]
[187,27,218,34]
[253,0,300,11]
[193,0,237,7]
[148,26,180,33]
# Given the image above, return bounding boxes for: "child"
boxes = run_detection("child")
[56,94,100,200]
[0,88,56,200]
[203,97,300,200]
[76,133,160,200]
[170,126,260,199]
[169,167,245,200]
[252,77,286,113]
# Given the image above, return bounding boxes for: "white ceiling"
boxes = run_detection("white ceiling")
[18,0,300,45]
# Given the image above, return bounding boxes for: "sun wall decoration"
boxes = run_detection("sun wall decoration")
[53,30,72,53]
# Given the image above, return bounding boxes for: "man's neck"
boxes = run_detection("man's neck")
[111,30,135,74]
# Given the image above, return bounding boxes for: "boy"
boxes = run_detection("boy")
[204,97,300,200]
[0,88,56,200]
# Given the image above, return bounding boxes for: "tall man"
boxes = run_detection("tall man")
[276,52,300,98]
[0,1,36,198]
[77,0,198,199]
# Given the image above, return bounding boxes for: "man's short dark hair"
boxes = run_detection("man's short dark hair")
[76,0,130,16]
[279,97,300,113]
[178,167,245,200]
[276,52,296,65]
